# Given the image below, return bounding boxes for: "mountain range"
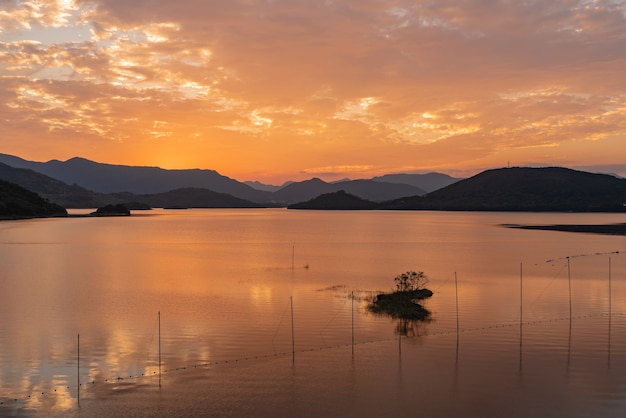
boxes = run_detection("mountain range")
[288,167,626,212]
[0,162,264,209]
[1,153,624,213]
[0,154,459,206]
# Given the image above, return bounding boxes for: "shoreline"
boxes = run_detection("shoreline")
[504,223,626,236]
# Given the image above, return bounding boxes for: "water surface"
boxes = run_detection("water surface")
[1,209,626,416]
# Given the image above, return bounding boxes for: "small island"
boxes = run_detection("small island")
[369,271,433,320]
[90,204,131,216]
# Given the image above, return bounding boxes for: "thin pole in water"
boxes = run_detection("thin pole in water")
[351,291,355,358]
[290,296,295,363]
[607,257,612,369]
[519,263,524,372]
[519,263,524,329]
[158,311,161,388]
[609,257,611,318]
[77,333,80,405]
[566,257,572,371]
[455,272,459,335]
[455,272,460,360]
[567,257,572,319]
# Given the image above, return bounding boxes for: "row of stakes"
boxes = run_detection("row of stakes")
[2,256,622,408]
[1,309,619,408]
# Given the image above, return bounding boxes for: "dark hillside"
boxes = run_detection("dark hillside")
[372,173,459,193]
[0,162,134,208]
[0,154,271,202]
[288,190,378,210]
[273,177,422,204]
[382,167,626,212]
[0,179,67,218]
[137,188,264,208]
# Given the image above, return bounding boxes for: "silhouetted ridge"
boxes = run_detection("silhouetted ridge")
[0,178,67,218]
[273,177,422,204]
[382,167,626,211]
[371,173,459,193]
[288,190,378,210]
[0,162,262,209]
[0,154,450,204]
[136,188,263,208]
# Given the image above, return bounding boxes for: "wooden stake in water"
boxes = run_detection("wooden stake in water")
[609,257,611,318]
[158,311,161,388]
[566,257,572,371]
[290,296,295,363]
[567,256,572,319]
[519,263,524,329]
[455,272,459,336]
[77,333,80,405]
[351,291,355,358]
[607,257,613,369]
[455,272,460,361]
[519,263,524,371]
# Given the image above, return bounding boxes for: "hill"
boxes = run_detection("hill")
[135,188,264,208]
[0,162,262,209]
[243,180,288,192]
[0,154,271,202]
[0,162,149,208]
[381,167,626,211]
[0,178,67,218]
[272,178,423,204]
[0,154,437,204]
[288,190,378,210]
[371,173,460,193]
[4,154,623,212]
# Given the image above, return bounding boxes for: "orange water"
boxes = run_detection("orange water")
[1,209,626,416]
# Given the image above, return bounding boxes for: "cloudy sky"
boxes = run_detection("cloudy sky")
[1,0,625,183]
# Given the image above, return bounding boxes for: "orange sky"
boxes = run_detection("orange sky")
[1,0,626,184]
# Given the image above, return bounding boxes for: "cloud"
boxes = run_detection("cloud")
[1,0,625,180]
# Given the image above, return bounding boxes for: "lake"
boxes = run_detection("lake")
[1,209,626,417]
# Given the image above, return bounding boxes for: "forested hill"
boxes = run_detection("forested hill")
[288,190,378,210]
[380,167,626,212]
[0,179,67,218]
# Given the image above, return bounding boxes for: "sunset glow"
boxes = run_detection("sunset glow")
[1,0,626,183]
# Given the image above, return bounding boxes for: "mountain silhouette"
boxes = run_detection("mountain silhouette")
[270,178,424,204]
[0,177,67,218]
[0,154,435,203]
[0,154,271,202]
[371,173,460,193]
[135,188,264,208]
[0,162,262,209]
[4,154,623,212]
[381,167,626,211]
[288,190,378,210]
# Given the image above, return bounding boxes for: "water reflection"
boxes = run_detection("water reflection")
[394,316,433,337]
[2,210,626,416]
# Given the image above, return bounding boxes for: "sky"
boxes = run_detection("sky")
[1,0,626,184]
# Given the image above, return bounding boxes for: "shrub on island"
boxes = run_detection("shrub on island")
[369,271,433,320]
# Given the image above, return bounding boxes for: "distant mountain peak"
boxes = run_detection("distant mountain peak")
[0,153,461,206]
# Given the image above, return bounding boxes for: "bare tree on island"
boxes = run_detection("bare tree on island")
[394,271,429,292]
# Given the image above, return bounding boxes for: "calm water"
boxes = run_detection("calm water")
[1,209,626,417]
